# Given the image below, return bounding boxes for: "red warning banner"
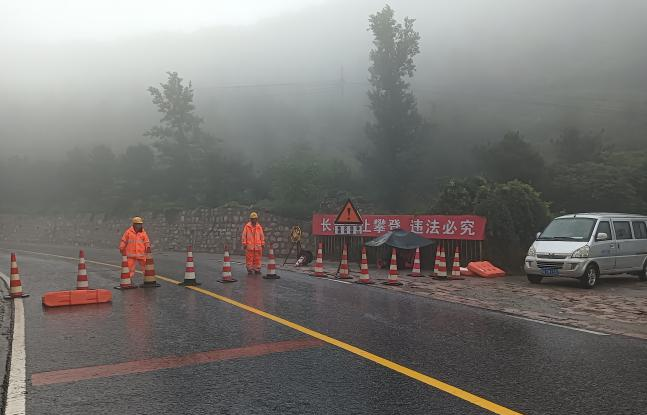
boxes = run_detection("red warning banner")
[312,214,487,240]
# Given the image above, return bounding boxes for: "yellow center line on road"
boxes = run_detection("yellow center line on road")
[9,248,523,415]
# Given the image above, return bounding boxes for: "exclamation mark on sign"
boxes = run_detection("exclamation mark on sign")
[347,207,351,220]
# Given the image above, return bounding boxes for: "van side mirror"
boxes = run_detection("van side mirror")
[536,232,541,239]
[596,232,608,241]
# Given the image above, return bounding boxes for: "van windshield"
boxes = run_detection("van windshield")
[538,218,596,241]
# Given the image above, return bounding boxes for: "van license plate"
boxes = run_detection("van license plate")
[541,267,559,276]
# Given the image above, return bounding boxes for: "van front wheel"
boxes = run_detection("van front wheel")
[639,263,647,282]
[580,265,599,288]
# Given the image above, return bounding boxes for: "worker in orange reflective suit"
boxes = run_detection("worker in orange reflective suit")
[119,216,151,278]
[242,212,265,274]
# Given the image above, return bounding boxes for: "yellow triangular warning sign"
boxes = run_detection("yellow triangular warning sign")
[335,199,363,225]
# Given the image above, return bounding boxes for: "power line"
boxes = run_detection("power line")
[200,77,647,117]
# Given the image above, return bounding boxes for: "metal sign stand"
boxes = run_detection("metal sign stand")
[333,199,363,277]
[283,226,303,266]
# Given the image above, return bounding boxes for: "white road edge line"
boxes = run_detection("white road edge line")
[328,279,352,285]
[0,272,27,415]
[505,313,610,336]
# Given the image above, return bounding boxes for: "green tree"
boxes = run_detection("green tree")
[204,149,261,207]
[86,145,118,208]
[475,131,545,185]
[433,177,550,270]
[474,181,551,271]
[474,188,518,266]
[547,162,645,214]
[493,180,551,248]
[113,144,156,211]
[363,5,425,210]
[146,72,216,205]
[551,127,608,163]
[432,176,487,214]
[265,145,352,218]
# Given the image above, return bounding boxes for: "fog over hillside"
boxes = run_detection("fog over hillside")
[2,0,646,164]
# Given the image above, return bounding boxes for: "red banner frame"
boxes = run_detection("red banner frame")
[312,214,486,240]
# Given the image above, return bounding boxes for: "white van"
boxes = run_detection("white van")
[524,213,647,288]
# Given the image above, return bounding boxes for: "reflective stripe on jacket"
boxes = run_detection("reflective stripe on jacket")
[119,226,150,258]
[242,222,265,251]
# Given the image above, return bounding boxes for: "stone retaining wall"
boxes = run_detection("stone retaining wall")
[0,206,312,256]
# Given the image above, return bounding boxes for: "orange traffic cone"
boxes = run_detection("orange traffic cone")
[180,245,201,286]
[338,243,352,279]
[431,245,441,277]
[76,249,89,290]
[356,246,374,284]
[5,253,28,299]
[313,242,325,277]
[408,247,423,277]
[434,246,448,279]
[140,246,160,288]
[263,247,280,279]
[219,246,237,283]
[383,248,403,286]
[115,255,137,290]
[451,246,461,277]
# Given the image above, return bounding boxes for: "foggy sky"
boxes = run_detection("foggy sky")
[2,0,647,159]
[0,0,328,42]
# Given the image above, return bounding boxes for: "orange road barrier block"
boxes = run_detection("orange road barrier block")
[42,289,112,307]
[338,243,352,280]
[460,267,475,277]
[467,261,506,278]
[5,253,29,299]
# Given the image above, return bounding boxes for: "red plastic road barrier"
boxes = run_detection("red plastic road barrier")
[42,289,112,307]
[460,267,475,277]
[467,261,506,278]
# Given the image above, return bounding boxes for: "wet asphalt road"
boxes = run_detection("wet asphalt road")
[2,243,647,415]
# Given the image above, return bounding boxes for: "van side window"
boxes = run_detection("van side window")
[613,221,633,240]
[596,221,611,240]
[632,221,647,239]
